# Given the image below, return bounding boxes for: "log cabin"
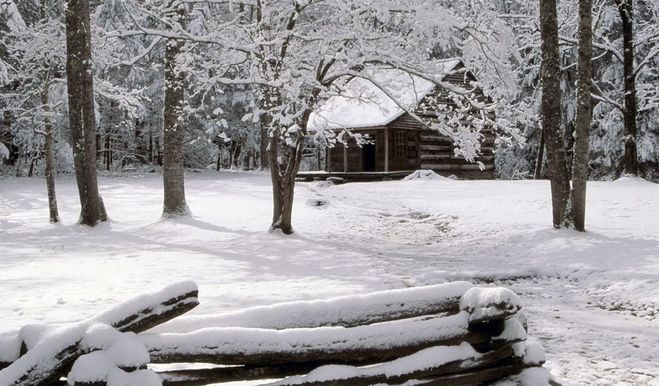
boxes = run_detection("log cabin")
[301,59,495,181]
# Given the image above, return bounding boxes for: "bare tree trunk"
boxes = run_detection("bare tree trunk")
[65,0,107,226]
[268,133,303,235]
[216,142,222,171]
[533,127,545,179]
[260,119,269,169]
[39,1,58,224]
[162,1,190,217]
[268,134,285,231]
[28,155,37,177]
[105,134,111,171]
[539,0,571,228]
[267,85,321,234]
[42,82,60,223]
[615,0,638,175]
[570,0,593,232]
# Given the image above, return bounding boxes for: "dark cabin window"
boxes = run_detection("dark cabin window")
[394,131,406,158]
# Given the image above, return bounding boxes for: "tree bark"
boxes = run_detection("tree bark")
[162,1,190,217]
[539,0,571,228]
[40,1,58,224]
[268,132,304,235]
[533,127,545,179]
[570,0,593,232]
[268,134,284,231]
[104,133,111,171]
[267,82,324,234]
[42,82,60,223]
[260,118,269,169]
[615,0,638,175]
[65,0,107,226]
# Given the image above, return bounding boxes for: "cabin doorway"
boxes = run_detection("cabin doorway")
[362,143,376,172]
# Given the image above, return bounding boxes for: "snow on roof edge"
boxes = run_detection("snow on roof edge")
[308,58,463,132]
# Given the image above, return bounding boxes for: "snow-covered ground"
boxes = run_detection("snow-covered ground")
[0,172,657,385]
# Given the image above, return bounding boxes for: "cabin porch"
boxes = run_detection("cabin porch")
[296,170,415,183]
[326,128,421,174]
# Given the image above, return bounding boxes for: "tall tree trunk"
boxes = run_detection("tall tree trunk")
[39,0,58,225]
[539,0,571,228]
[105,134,111,171]
[570,0,593,232]
[268,133,303,235]
[162,1,190,217]
[42,82,60,223]
[149,132,154,163]
[260,119,269,169]
[268,133,285,231]
[615,0,638,175]
[266,80,322,234]
[534,127,545,179]
[65,0,107,226]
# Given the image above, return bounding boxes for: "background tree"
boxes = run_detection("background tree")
[571,0,593,231]
[614,0,638,174]
[1,0,64,222]
[161,0,190,217]
[539,0,571,228]
[65,0,107,225]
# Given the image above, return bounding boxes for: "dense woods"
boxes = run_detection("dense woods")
[1,0,658,230]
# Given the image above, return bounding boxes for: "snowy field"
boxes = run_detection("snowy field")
[0,172,658,385]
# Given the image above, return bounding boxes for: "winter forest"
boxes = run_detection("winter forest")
[0,0,658,385]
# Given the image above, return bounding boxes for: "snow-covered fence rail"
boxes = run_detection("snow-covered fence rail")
[145,286,544,386]
[0,282,199,386]
[0,282,549,386]
[149,281,474,332]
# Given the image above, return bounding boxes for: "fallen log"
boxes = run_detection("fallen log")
[0,282,480,372]
[265,343,518,386]
[9,282,202,360]
[158,363,323,386]
[152,281,473,333]
[159,343,519,386]
[417,362,540,386]
[0,281,199,386]
[142,310,525,367]
[3,283,542,386]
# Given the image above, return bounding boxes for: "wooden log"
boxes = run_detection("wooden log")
[158,363,322,386]
[0,282,199,386]
[419,164,495,171]
[142,312,520,367]
[151,281,472,333]
[266,344,519,386]
[157,343,520,386]
[12,282,201,358]
[469,317,527,354]
[417,362,538,386]
[459,287,522,325]
[420,144,451,151]
[420,154,495,162]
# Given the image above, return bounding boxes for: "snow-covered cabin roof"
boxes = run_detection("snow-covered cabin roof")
[308,58,462,131]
